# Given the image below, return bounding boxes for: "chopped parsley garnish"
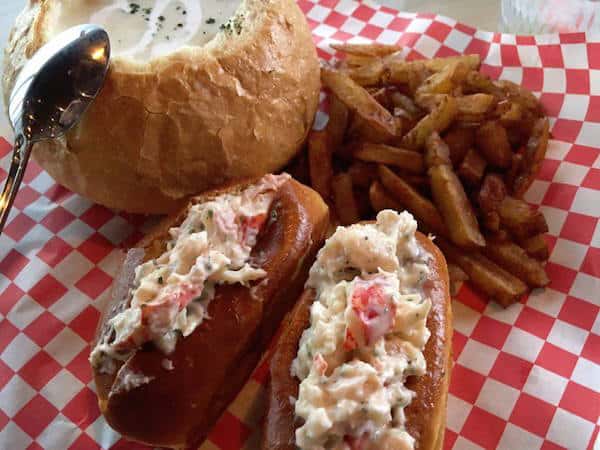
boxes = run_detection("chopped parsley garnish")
[158,15,165,22]
[220,15,244,34]
[206,18,216,24]
[158,276,164,284]
[129,2,140,14]
[207,209,214,219]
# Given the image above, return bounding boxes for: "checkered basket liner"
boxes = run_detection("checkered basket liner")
[0,1,598,449]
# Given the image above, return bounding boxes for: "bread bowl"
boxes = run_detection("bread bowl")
[90,173,329,448]
[263,210,453,450]
[3,0,321,213]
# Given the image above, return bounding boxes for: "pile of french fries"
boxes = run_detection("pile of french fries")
[293,43,552,307]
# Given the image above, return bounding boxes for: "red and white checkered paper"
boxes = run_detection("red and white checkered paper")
[0,1,599,449]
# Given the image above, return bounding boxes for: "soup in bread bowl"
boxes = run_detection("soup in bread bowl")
[3,0,320,213]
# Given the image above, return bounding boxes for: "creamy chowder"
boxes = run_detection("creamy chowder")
[52,0,242,60]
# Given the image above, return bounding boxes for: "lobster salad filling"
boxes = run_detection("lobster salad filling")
[90,173,289,374]
[291,210,432,450]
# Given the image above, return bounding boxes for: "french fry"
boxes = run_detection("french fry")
[424,54,481,72]
[331,42,403,57]
[455,93,496,122]
[519,234,550,261]
[351,54,474,87]
[386,57,432,87]
[488,228,511,242]
[494,79,543,115]
[475,121,512,169]
[348,162,378,188]
[428,164,486,248]
[322,68,398,140]
[505,152,523,189]
[464,70,501,96]
[458,148,486,187]
[354,142,424,173]
[425,132,452,167]
[443,126,475,166]
[370,87,392,109]
[448,263,469,296]
[424,140,485,248]
[498,196,548,239]
[416,63,463,97]
[347,115,398,144]
[285,150,310,185]
[437,238,528,307]
[513,117,549,197]
[414,93,446,111]
[389,91,422,119]
[326,95,349,153]
[400,173,429,189]
[343,54,381,68]
[405,61,432,94]
[465,73,542,115]
[482,211,501,232]
[401,95,458,150]
[332,172,361,225]
[485,239,550,287]
[369,180,403,212]
[379,165,447,236]
[478,174,507,213]
[308,130,333,200]
[496,100,523,126]
[346,59,386,86]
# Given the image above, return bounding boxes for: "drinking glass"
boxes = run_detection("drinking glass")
[501,0,600,33]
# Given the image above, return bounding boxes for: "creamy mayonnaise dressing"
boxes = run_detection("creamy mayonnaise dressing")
[291,210,432,450]
[90,173,289,375]
[52,0,242,60]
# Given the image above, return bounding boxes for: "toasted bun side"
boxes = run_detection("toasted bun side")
[3,0,320,213]
[404,234,452,450]
[263,232,453,450]
[93,178,329,449]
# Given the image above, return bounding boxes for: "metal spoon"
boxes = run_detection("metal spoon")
[0,24,110,233]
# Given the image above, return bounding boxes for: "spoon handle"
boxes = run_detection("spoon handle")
[0,134,32,234]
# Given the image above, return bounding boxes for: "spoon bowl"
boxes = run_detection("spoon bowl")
[0,24,110,233]
[9,24,110,141]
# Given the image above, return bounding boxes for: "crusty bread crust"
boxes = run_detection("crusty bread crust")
[262,232,453,450]
[93,178,329,449]
[3,0,321,213]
